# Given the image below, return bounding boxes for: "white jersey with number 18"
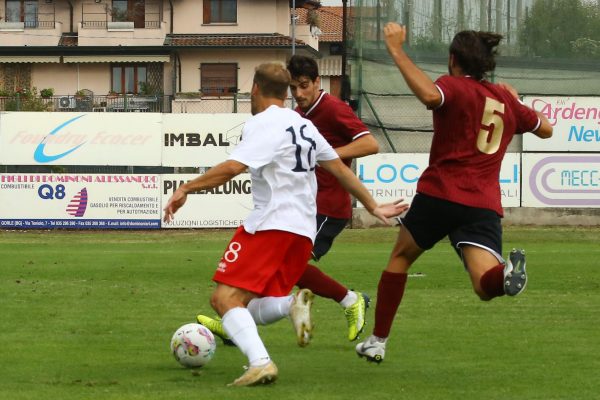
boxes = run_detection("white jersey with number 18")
[228,105,338,241]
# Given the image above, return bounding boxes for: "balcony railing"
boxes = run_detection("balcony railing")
[0,94,172,113]
[2,2,56,30]
[0,93,276,114]
[1,17,56,30]
[81,0,162,29]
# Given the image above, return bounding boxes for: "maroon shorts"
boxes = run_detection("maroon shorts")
[213,226,313,297]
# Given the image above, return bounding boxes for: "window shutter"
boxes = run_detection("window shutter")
[203,0,210,24]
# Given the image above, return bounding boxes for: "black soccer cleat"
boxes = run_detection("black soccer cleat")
[504,248,527,296]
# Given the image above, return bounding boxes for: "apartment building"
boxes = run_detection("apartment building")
[0,0,329,110]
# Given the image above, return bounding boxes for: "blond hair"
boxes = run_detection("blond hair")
[253,62,291,100]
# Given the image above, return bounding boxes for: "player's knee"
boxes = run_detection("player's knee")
[209,291,222,313]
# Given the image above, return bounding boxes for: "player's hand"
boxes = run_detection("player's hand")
[498,82,519,100]
[384,22,407,54]
[370,199,409,225]
[163,188,188,223]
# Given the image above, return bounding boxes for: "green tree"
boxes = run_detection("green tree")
[520,0,600,58]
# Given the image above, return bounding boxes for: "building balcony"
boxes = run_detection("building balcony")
[0,0,61,46]
[81,0,162,30]
[0,22,63,46]
[0,93,171,113]
[78,0,165,46]
[77,20,168,46]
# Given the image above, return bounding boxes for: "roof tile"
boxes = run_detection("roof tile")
[164,33,306,47]
[59,33,78,47]
[296,6,343,43]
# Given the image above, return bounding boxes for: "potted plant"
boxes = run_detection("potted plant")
[15,87,28,97]
[40,88,54,98]
[175,91,203,99]
[140,82,161,96]
[107,90,119,98]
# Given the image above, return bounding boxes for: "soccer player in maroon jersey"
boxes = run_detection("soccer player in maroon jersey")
[355,22,553,363]
[287,54,381,342]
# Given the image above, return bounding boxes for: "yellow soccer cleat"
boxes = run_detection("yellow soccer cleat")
[196,315,235,346]
[344,292,370,341]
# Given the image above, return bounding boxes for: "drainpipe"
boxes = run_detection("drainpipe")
[341,0,348,101]
[169,0,174,34]
[177,53,182,93]
[67,0,74,32]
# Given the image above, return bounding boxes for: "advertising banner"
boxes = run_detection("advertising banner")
[161,173,252,228]
[0,174,161,229]
[523,96,600,152]
[161,114,250,167]
[356,153,521,208]
[522,153,600,207]
[0,112,162,165]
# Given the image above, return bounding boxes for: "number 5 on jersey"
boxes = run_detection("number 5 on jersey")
[477,97,505,154]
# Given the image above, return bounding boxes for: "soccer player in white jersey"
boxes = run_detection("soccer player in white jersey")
[163,62,408,387]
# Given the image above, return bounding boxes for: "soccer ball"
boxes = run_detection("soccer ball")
[170,323,216,368]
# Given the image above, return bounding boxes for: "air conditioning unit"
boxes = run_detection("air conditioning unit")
[58,96,76,109]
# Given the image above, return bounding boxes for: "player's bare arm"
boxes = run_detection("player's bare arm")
[498,81,552,139]
[532,113,553,139]
[335,134,379,160]
[163,160,247,223]
[384,22,441,108]
[318,158,408,224]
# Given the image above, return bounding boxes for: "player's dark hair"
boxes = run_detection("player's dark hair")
[286,55,319,81]
[449,31,502,80]
[253,62,291,100]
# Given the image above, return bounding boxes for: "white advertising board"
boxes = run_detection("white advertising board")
[523,96,600,152]
[356,153,521,208]
[0,174,161,229]
[161,173,252,228]
[522,153,600,207]
[161,114,250,167]
[0,112,162,165]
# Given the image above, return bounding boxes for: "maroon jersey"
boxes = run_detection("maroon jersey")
[417,75,540,216]
[296,91,370,219]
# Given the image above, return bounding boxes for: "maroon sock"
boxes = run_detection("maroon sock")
[373,271,408,338]
[296,264,348,302]
[480,264,506,299]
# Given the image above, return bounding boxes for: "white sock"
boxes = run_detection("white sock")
[222,307,270,367]
[373,335,388,344]
[340,290,358,308]
[247,295,293,325]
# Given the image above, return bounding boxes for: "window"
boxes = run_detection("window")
[329,43,344,56]
[201,64,237,96]
[203,0,236,24]
[111,0,145,28]
[6,0,38,27]
[111,64,147,94]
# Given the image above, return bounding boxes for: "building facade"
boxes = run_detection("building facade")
[0,0,326,111]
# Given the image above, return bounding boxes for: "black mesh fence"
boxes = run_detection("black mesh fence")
[347,0,600,152]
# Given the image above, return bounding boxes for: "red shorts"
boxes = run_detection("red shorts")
[213,226,313,297]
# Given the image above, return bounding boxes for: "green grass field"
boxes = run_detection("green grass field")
[1,226,598,400]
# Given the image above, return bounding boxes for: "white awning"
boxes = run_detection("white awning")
[317,57,342,76]
[0,56,61,63]
[63,55,170,63]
